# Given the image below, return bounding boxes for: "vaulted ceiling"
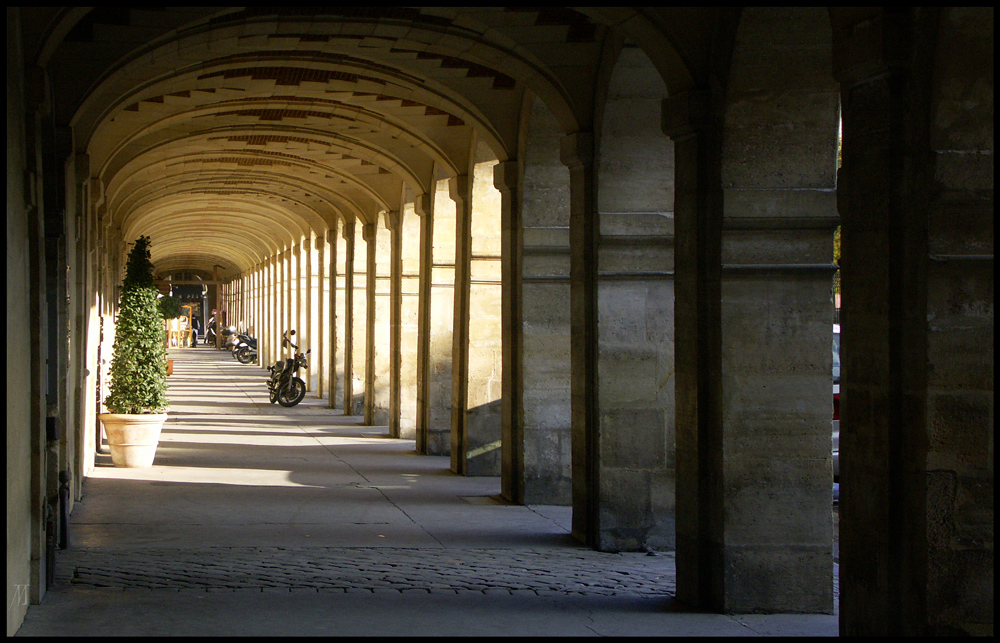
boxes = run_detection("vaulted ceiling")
[22,7,695,280]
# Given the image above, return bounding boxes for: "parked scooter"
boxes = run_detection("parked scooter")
[222,325,238,350]
[267,348,310,407]
[234,332,258,364]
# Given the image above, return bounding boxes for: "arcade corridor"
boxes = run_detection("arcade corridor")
[8,7,992,636]
[16,347,835,636]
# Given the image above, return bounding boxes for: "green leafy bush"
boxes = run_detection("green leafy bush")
[104,236,169,414]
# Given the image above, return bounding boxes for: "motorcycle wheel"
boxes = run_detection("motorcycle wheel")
[236,346,253,364]
[268,387,277,404]
[277,377,307,407]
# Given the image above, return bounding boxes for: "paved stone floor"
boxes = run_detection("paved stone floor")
[17,346,838,637]
[56,546,676,595]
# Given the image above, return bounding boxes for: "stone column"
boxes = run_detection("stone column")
[496,160,525,502]
[833,7,994,635]
[281,249,291,354]
[562,132,600,545]
[325,226,338,408]
[342,217,356,414]
[450,175,472,474]
[301,236,313,391]
[314,232,324,396]
[414,193,434,453]
[371,214,392,425]
[352,221,368,417]
[291,244,300,352]
[398,202,421,440]
[662,89,726,608]
[665,61,839,612]
[507,96,574,505]
[363,220,377,425]
[386,210,403,435]
[261,259,269,364]
[334,222,348,409]
[267,254,277,366]
[271,254,280,366]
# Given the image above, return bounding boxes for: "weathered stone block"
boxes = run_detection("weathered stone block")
[600,407,667,469]
[721,544,832,613]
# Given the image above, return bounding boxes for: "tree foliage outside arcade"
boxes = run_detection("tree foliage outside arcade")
[158,294,183,321]
[104,236,169,414]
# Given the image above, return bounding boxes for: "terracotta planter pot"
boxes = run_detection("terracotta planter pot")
[98,413,168,467]
[167,359,174,376]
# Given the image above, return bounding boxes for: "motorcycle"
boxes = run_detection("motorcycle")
[267,348,310,407]
[234,332,258,364]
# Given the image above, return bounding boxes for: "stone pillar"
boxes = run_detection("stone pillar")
[357,221,372,420]
[425,180,457,454]
[371,213,392,426]
[325,225,338,408]
[362,220,378,425]
[302,236,314,392]
[280,250,287,356]
[398,202,421,440]
[342,218,356,414]
[562,132,600,545]
[450,175,472,474]
[291,243,301,352]
[665,46,839,610]
[414,192,434,453]
[261,259,269,364]
[662,89,726,608]
[594,42,678,552]
[334,221,348,409]
[497,160,525,503]
[833,7,994,635]
[270,254,280,366]
[267,254,277,366]
[506,97,574,505]
[314,232,324,397]
[386,210,403,436]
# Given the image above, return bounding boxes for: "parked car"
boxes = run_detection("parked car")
[832,324,840,501]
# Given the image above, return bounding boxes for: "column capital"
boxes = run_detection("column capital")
[414,193,432,217]
[75,153,91,185]
[449,175,470,205]
[384,210,401,232]
[661,90,713,141]
[341,216,355,240]
[560,132,594,169]
[90,178,105,208]
[493,160,519,195]
[829,8,914,86]
[361,220,376,243]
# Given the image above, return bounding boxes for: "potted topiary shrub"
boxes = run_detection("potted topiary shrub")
[98,236,170,467]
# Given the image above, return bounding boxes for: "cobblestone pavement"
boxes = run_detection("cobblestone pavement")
[56,546,677,596]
